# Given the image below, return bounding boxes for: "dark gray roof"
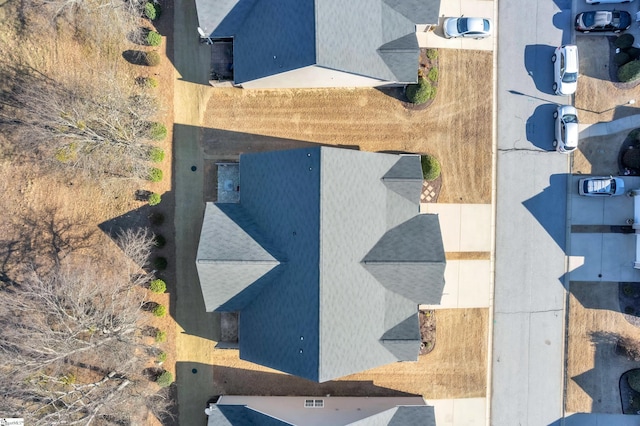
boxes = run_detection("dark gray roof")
[209,405,293,425]
[349,405,436,426]
[196,147,446,382]
[195,0,442,85]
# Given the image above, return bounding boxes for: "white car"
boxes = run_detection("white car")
[578,176,625,196]
[586,0,633,4]
[552,45,579,95]
[553,105,579,154]
[443,17,493,39]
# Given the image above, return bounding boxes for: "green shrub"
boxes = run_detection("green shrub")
[146,30,162,46]
[618,60,640,83]
[426,49,438,60]
[623,284,635,297]
[145,76,159,88]
[421,155,441,181]
[615,33,635,49]
[149,122,167,141]
[629,370,640,393]
[156,371,173,387]
[144,2,161,20]
[157,352,167,362]
[153,257,167,270]
[406,77,436,105]
[155,330,167,343]
[625,306,635,315]
[627,47,640,60]
[624,148,640,169]
[148,192,161,206]
[149,279,166,294]
[144,51,161,67]
[154,234,166,248]
[427,67,438,82]
[149,147,165,162]
[152,304,167,317]
[615,52,631,67]
[148,167,163,182]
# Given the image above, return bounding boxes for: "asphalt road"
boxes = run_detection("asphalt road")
[491,0,573,424]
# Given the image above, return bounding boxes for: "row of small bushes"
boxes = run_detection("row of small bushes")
[614,34,640,83]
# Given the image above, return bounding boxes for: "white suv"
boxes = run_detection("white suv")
[552,45,579,95]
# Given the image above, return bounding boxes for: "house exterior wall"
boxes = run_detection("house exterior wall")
[211,395,427,425]
[239,65,389,89]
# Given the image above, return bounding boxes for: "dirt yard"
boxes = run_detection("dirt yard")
[566,282,640,413]
[209,309,488,398]
[201,49,494,204]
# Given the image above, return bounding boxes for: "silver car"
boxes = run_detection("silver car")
[443,17,493,39]
[552,45,579,95]
[578,176,625,196]
[553,105,579,153]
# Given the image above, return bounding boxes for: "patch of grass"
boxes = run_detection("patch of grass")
[427,67,438,82]
[426,49,438,60]
[155,330,167,343]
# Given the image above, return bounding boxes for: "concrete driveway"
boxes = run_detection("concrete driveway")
[416,0,496,51]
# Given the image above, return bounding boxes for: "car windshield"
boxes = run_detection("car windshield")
[611,180,617,192]
[582,12,595,27]
[563,114,578,124]
[483,20,490,31]
[563,72,578,83]
[457,19,468,33]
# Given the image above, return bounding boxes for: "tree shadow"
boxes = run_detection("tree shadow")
[123,49,149,66]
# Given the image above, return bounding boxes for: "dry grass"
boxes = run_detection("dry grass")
[210,308,488,398]
[202,50,493,204]
[566,282,640,413]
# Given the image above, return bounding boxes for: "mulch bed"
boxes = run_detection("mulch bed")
[419,309,436,355]
[620,369,640,414]
[421,175,442,203]
[400,48,439,111]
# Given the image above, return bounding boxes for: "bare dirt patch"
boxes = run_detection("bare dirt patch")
[202,49,493,204]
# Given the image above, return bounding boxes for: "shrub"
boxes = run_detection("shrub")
[153,257,168,270]
[627,47,640,60]
[145,76,159,88]
[149,122,167,141]
[156,371,173,387]
[144,2,161,20]
[157,352,167,362]
[146,30,162,46]
[623,284,635,297]
[148,167,163,182]
[614,52,631,67]
[150,279,166,293]
[155,330,167,343]
[426,49,438,60]
[148,192,161,206]
[152,304,167,317]
[618,60,640,83]
[615,33,635,49]
[149,147,165,162]
[629,370,640,393]
[623,147,640,170]
[154,234,166,248]
[427,67,439,82]
[406,77,436,105]
[421,154,442,181]
[150,212,165,226]
[144,51,161,67]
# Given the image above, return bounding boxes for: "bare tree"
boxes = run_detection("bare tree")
[0,64,159,180]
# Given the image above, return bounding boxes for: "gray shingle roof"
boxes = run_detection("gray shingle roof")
[209,405,293,425]
[196,147,446,382]
[195,0,441,86]
[348,405,436,426]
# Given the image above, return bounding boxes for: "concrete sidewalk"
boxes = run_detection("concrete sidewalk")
[580,114,640,139]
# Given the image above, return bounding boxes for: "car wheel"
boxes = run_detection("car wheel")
[553,140,558,147]
[553,111,558,119]
[552,83,558,92]
[551,54,556,63]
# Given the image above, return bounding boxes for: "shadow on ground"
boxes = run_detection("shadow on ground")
[522,173,568,253]
[524,44,556,95]
[526,103,558,151]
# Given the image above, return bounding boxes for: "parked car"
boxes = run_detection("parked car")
[575,10,631,32]
[552,45,579,95]
[443,17,493,39]
[578,176,625,196]
[586,0,633,4]
[553,105,579,153]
